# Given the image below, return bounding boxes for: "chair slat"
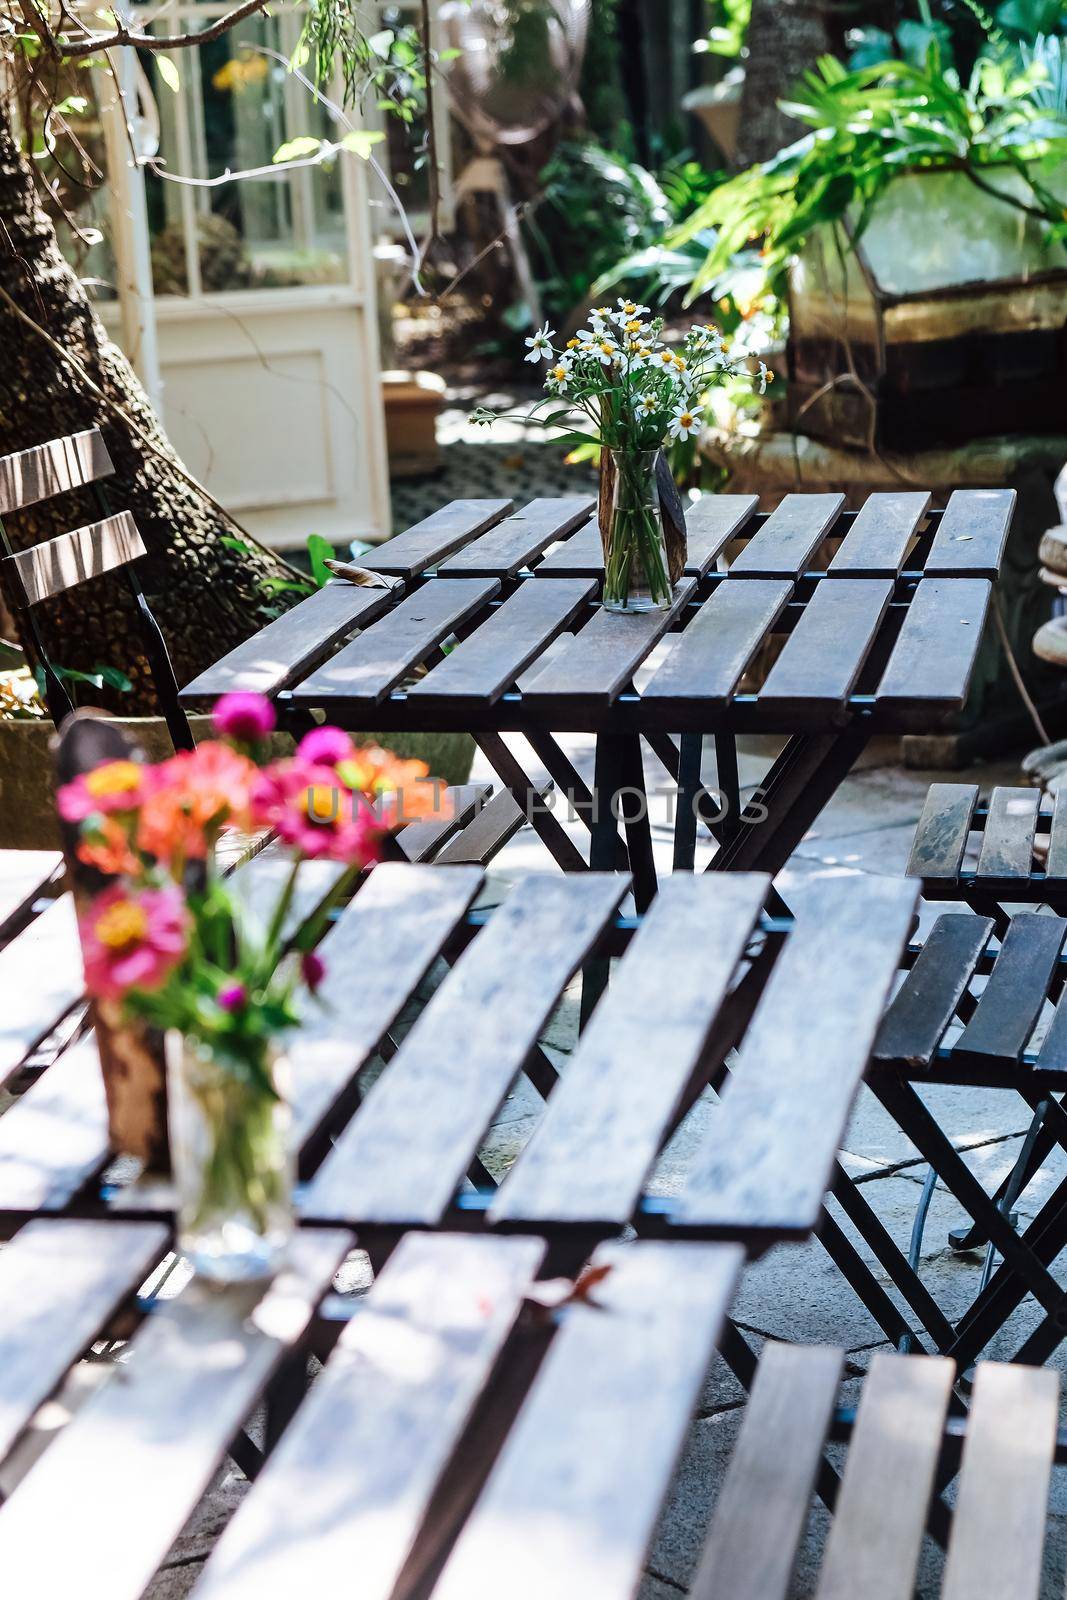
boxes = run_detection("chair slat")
[0,429,112,516]
[976,786,1041,878]
[521,579,697,707]
[876,578,990,716]
[677,877,918,1234]
[954,912,1066,1064]
[292,578,500,706]
[300,873,627,1225]
[690,1344,844,1600]
[360,500,513,579]
[925,489,1016,579]
[941,1362,1058,1600]
[873,915,994,1069]
[287,863,484,1154]
[490,874,768,1228]
[758,579,893,712]
[433,782,550,865]
[1044,786,1067,881]
[815,1352,956,1600]
[191,1233,545,1600]
[397,783,493,862]
[0,896,84,1090]
[431,1241,744,1600]
[4,511,144,606]
[0,1231,351,1600]
[438,497,595,576]
[181,583,395,700]
[905,784,979,879]
[729,493,845,577]
[828,492,931,577]
[409,578,596,704]
[642,578,792,711]
[0,1035,109,1214]
[0,849,63,942]
[0,1219,167,1467]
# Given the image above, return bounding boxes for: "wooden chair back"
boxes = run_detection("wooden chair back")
[0,429,193,750]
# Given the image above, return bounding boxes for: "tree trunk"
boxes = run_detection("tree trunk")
[0,103,302,712]
[734,0,835,168]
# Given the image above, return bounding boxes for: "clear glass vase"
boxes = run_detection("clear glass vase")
[166,1032,293,1283]
[600,448,672,613]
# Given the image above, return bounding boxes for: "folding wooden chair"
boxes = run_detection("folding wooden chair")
[0,428,193,750]
[908,782,1067,929]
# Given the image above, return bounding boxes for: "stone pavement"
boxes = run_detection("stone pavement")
[141,732,1065,1598]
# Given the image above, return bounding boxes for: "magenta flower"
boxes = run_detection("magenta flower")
[212,692,276,743]
[297,726,355,768]
[301,950,326,992]
[58,758,148,823]
[250,759,383,865]
[217,982,247,1012]
[80,885,189,1002]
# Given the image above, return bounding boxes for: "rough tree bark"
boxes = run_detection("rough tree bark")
[0,101,302,711]
[734,0,835,168]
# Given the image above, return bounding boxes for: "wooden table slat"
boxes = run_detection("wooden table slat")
[192,1233,545,1600]
[181,583,395,701]
[976,787,1041,879]
[876,578,991,714]
[827,492,931,577]
[292,578,500,705]
[521,578,697,707]
[690,1344,844,1600]
[397,783,493,862]
[0,895,84,1090]
[1044,788,1067,881]
[954,912,1066,1063]
[678,876,919,1233]
[925,489,1016,578]
[0,1034,109,1213]
[438,497,595,577]
[0,1229,353,1600]
[758,579,893,711]
[815,1352,956,1600]
[729,493,845,578]
[300,873,628,1225]
[360,500,513,579]
[433,782,550,865]
[873,915,994,1069]
[431,1240,744,1600]
[0,850,63,942]
[642,579,792,710]
[0,1219,168,1466]
[409,578,596,705]
[906,784,979,880]
[941,1361,1058,1600]
[490,874,769,1227]
[534,495,759,579]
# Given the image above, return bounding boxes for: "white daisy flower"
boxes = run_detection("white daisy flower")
[668,402,703,442]
[634,393,659,417]
[545,356,573,392]
[652,348,678,371]
[524,323,556,364]
[590,335,619,366]
[757,361,770,394]
[617,297,651,320]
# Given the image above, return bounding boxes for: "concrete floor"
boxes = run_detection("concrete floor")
[132,728,1067,1598]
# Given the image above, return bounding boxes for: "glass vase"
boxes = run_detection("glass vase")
[166,1032,293,1283]
[600,448,672,613]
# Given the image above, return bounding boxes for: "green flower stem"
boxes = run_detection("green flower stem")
[184,1067,287,1239]
[603,450,671,609]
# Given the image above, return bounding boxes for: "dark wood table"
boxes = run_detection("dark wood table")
[182,488,1012,911]
[0,846,924,1596]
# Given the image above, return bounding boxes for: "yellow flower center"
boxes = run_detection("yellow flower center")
[302,784,339,821]
[567,338,579,349]
[623,302,637,314]
[680,413,694,428]
[95,901,148,951]
[552,366,568,381]
[600,342,614,355]
[625,319,642,334]
[86,761,141,800]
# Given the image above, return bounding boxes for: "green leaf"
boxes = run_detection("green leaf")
[156,56,180,93]
[272,135,322,165]
[220,535,254,556]
[340,129,385,159]
[95,665,133,694]
[305,533,335,589]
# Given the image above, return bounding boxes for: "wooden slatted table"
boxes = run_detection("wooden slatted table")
[182,488,1011,902]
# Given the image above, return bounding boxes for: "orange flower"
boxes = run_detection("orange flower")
[77,817,139,878]
[137,742,257,865]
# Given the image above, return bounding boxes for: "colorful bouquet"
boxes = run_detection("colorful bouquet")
[59,692,442,1279]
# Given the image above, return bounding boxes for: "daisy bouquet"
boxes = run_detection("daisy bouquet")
[474,300,768,611]
[59,693,441,1278]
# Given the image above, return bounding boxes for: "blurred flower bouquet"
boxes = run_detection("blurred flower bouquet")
[473,300,768,611]
[59,692,440,1281]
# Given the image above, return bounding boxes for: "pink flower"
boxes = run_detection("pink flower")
[58,759,147,823]
[297,726,355,767]
[250,758,384,865]
[217,982,247,1011]
[80,885,188,1001]
[301,951,326,992]
[212,692,276,743]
